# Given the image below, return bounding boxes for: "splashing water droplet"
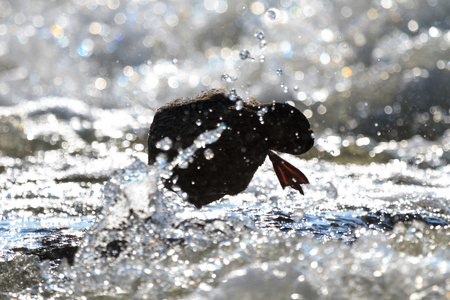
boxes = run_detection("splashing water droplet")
[236,100,243,111]
[257,107,268,124]
[178,161,189,169]
[204,148,214,160]
[254,30,265,40]
[156,137,172,151]
[239,49,251,60]
[221,74,232,82]
[155,153,168,167]
[277,69,284,76]
[259,55,265,62]
[229,88,238,101]
[267,9,277,20]
[257,107,268,117]
[196,119,202,126]
[197,123,227,146]
[259,39,267,49]
[171,123,227,169]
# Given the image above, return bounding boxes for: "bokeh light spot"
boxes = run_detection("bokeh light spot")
[341,67,352,78]
[51,25,64,38]
[367,8,379,20]
[123,66,134,77]
[89,22,102,35]
[321,29,334,42]
[77,39,94,57]
[408,20,419,32]
[107,0,120,10]
[251,2,265,15]
[95,78,107,90]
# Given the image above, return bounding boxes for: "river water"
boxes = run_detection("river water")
[0,0,449,299]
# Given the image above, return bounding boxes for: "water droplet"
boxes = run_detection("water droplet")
[294,86,299,91]
[236,100,243,111]
[155,137,172,151]
[325,182,338,199]
[257,107,268,117]
[259,39,267,49]
[155,153,168,166]
[179,161,189,169]
[277,69,284,76]
[196,119,202,126]
[257,107,268,124]
[196,123,227,147]
[204,148,214,160]
[259,55,265,62]
[267,9,277,20]
[171,123,227,169]
[221,74,232,82]
[254,30,265,40]
[229,88,238,101]
[239,49,251,60]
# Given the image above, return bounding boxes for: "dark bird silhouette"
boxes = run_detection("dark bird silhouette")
[148,89,314,208]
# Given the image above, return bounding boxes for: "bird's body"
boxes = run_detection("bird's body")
[148,89,314,208]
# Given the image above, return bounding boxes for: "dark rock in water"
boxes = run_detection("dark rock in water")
[148,89,314,208]
[12,244,79,265]
[101,240,128,258]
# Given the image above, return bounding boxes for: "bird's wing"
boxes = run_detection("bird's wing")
[148,98,231,163]
[268,150,309,195]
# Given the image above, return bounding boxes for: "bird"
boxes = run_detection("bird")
[148,89,314,208]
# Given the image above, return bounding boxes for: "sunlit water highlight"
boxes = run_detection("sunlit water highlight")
[0,0,449,299]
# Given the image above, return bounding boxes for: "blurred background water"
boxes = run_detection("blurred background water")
[0,0,449,299]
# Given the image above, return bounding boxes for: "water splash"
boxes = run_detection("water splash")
[155,137,173,151]
[254,30,266,49]
[239,49,252,61]
[257,107,268,124]
[204,148,214,160]
[1,1,450,298]
[267,9,277,21]
[229,88,238,101]
[254,30,264,41]
[235,100,244,111]
[171,123,227,170]
[221,74,232,82]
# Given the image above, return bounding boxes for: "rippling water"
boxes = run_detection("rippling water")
[0,0,449,299]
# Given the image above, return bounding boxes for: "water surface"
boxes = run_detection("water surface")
[0,0,449,299]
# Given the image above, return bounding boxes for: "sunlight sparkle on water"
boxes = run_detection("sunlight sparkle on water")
[0,1,449,298]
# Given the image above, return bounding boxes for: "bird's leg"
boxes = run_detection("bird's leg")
[268,150,309,195]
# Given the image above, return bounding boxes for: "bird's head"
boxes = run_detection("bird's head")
[262,103,314,155]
